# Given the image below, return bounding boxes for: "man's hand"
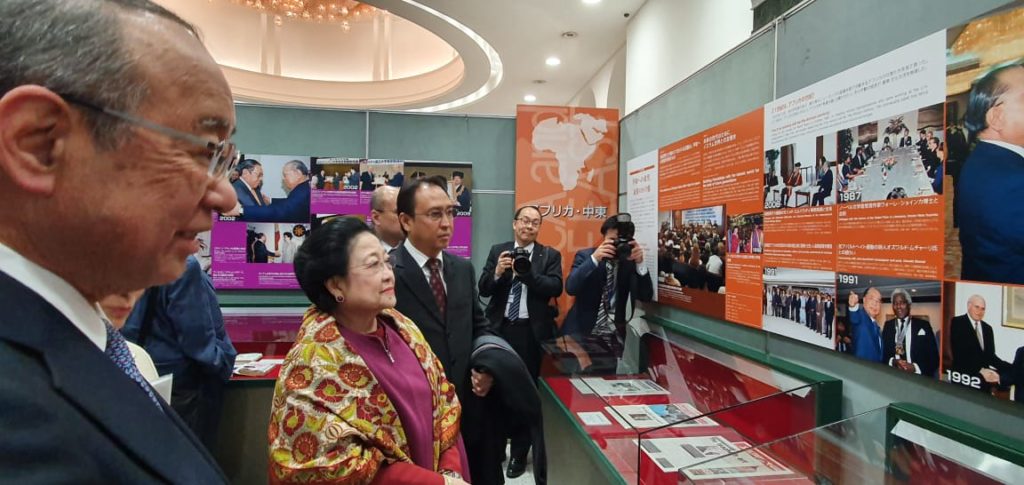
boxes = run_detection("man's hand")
[495,251,513,279]
[628,240,644,264]
[894,360,915,372]
[262,194,272,205]
[471,369,494,397]
[222,202,242,217]
[848,291,859,308]
[980,368,1000,384]
[593,237,616,262]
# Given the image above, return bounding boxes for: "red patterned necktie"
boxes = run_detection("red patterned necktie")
[427,258,447,318]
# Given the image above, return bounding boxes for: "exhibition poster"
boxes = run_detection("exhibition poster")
[211,154,474,289]
[629,5,1024,404]
[515,105,620,325]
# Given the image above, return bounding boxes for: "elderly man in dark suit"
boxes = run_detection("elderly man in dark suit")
[881,289,939,377]
[227,159,311,223]
[479,205,562,479]
[232,158,266,207]
[390,176,501,482]
[957,61,1024,284]
[949,294,1012,393]
[0,0,239,481]
[563,215,654,369]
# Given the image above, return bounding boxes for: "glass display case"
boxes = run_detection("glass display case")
[675,403,1024,484]
[222,306,304,381]
[541,317,841,485]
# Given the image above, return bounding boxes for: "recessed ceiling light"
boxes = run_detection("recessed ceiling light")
[582,0,601,5]
[545,56,561,66]
[524,94,537,102]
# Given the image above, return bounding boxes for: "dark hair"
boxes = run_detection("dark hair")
[0,0,197,149]
[397,174,448,220]
[965,60,1024,141]
[236,158,261,175]
[600,215,618,235]
[294,217,374,313]
[283,233,292,239]
[514,205,542,220]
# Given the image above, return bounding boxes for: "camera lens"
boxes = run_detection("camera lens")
[512,248,532,273]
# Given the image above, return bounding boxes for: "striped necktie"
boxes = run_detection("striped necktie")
[506,278,522,320]
[593,261,617,336]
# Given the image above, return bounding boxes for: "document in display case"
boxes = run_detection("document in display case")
[676,403,1024,484]
[541,320,841,485]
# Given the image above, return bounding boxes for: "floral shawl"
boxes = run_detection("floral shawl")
[268,307,461,484]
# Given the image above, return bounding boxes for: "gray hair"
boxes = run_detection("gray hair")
[370,185,399,211]
[284,160,310,177]
[0,0,197,149]
[891,288,912,306]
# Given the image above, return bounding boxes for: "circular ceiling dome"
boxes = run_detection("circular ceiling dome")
[156,0,502,111]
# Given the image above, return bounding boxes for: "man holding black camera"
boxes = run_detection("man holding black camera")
[479,205,563,479]
[563,214,655,365]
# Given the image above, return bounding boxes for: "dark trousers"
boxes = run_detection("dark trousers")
[168,368,226,451]
[501,319,542,461]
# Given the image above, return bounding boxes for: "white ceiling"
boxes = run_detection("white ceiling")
[415,0,647,115]
[162,0,647,116]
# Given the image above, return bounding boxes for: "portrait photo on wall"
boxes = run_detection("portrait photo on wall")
[835,273,942,379]
[404,162,474,216]
[940,280,1024,404]
[310,157,361,191]
[358,160,405,192]
[762,267,836,349]
[834,104,945,204]
[764,134,837,210]
[222,154,312,223]
[944,5,1024,285]
[656,205,726,293]
[726,213,764,254]
[245,223,309,265]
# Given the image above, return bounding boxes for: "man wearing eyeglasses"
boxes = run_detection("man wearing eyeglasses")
[478,205,561,479]
[957,60,1024,285]
[0,0,238,482]
[390,175,499,480]
[224,159,311,223]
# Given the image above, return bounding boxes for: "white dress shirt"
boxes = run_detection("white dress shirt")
[502,242,534,320]
[403,239,446,292]
[0,242,107,351]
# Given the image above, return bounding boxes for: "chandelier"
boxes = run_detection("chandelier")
[227,0,380,28]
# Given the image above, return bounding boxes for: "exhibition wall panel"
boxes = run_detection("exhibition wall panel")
[620,0,1024,442]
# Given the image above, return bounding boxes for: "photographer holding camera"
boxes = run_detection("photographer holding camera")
[563,214,654,368]
[479,205,562,479]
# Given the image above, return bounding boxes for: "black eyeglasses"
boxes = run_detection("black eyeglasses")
[61,94,239,179]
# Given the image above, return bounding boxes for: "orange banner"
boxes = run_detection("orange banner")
[515,105,620,325]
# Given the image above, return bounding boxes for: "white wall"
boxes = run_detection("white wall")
[624,0,753,115]
[568,44,627,114]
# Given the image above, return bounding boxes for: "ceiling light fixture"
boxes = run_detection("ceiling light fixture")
[227,0,378,26]
[545,56,562,66]
[582,0,602,5]
[523,94,537,102]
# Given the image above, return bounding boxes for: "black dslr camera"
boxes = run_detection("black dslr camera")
[612,213,636,262]
[511,247,532,273]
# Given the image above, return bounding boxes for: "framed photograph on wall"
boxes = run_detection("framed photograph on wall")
[1003,286,1024,329]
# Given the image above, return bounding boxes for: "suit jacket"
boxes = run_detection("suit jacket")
[1012,347,1024,403]
[390,245,493,399]
[478,242,563,341]
[360,171,374,191]
[957,142,1024,284]
[231,178,264,207]
[849,305,883,363]
[817,167,834,194]
[562,248,654,338]
[388,172,404,188]
[881,317,939,377]
[240,182,310,223]
[455,185,472,213]
[253,240,272,263]
[949,314,1011,391]
[0,272,226,483]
